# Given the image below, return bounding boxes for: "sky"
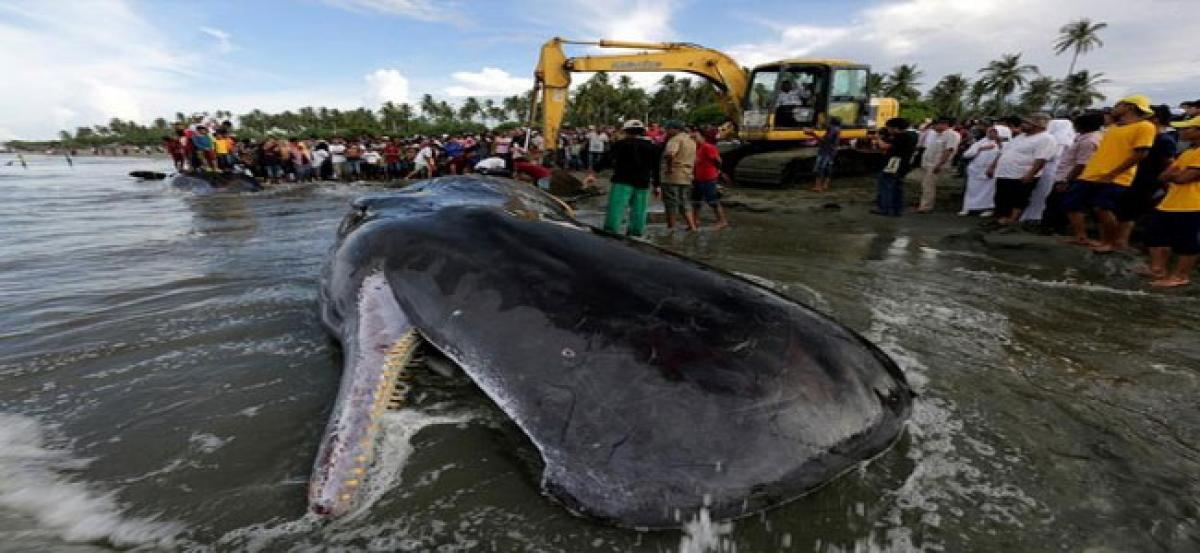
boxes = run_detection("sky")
[0,0,1196,140]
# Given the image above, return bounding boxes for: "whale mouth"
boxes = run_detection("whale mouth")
[308,273,423,518]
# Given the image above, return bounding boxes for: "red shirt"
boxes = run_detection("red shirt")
[383,144,400,163]
[514,160,551,180]
[694,142,721,182]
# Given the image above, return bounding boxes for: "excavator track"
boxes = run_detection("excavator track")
[732,147,819,187]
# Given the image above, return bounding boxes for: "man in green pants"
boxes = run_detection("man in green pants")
[592,120,659,237]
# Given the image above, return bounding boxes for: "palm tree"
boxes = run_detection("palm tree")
[967,80,991,115]
[1054,19,1107,77]
[419,94,439,120]
[866,73,885,97]
[1019,76,1058,113]
[882,64,923,103]
[458,97,483,123]
[1056,70,1108,111]
[978,54,1038,112]
[926,74,970,119]
[502,95,527,122]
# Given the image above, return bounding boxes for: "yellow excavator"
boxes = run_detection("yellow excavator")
[531,37,900,186]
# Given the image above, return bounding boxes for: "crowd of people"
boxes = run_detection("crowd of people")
[165,115,732,233]
[167,118,545,185]
[585,119,729,236]
[164,97,1199,287]
[864,95,1200,288]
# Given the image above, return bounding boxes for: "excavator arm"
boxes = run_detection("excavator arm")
[532,37,747,151]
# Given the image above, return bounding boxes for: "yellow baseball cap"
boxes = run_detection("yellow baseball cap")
[1170,116,1200,129]
[1117,94,1154,115]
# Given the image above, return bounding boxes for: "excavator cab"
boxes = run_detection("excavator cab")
[741,61,871,140]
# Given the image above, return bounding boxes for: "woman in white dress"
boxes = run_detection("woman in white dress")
[958,125,1012,216]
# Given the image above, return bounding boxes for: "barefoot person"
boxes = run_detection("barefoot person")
[987,113,1057,228]
[1064,95,1156,249]
[661,120,697,231]
[690,129,728,229]
[1141,115,1200,287]
[1113,105,1178,250]
[808,116,841,192]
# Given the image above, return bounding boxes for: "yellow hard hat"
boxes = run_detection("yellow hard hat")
[1170,115,1200,129]
[1117,95,1153,115]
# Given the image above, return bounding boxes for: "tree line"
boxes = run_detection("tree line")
[25,72,724,151]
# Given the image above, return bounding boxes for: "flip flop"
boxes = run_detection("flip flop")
[1150,277,1191,288]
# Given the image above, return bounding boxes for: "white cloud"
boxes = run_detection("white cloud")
[444,67,532,98]
[0,0,372,138]
[199,26,234,54]
[364,69,412,106]
[723,0,1198,105]
[320,0,454,22]
[565,0,676,44]
[521,0,686,92]
[0,0,192,138]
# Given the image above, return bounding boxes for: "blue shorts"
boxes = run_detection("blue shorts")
[691,180,720,205]
[814,154,836,177]
[1064,180,1126,212]
[1145,210,1200,255]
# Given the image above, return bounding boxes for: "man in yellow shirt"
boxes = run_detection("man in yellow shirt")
[1142,116,1200,287]
[1063,95,1157,250]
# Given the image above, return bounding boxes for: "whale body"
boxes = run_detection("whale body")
[311,176,913,528]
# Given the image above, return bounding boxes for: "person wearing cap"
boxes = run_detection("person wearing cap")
[1113,105,1179,250]
[916,117,962,212]
[598,120,658,237]
[986,113,1058,227]
[661,120,698,231]
[1140,115,1200,287]
[1064,95,1157,250]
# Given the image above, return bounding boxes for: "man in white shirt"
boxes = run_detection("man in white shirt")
[987,113,1059,227]
[585,126,608,170]
[328,139,347,180]
[407,141,436,179]
[773,81,804,108]
[1020,116,1076,223]
[917,118,962,212]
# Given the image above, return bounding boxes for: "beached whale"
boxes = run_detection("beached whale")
[168,171,262,193]
[311,176,913,528]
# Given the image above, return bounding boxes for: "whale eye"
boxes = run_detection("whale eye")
[561,348,576,358]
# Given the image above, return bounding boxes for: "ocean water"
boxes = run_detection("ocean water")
[1,154,1198,552]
